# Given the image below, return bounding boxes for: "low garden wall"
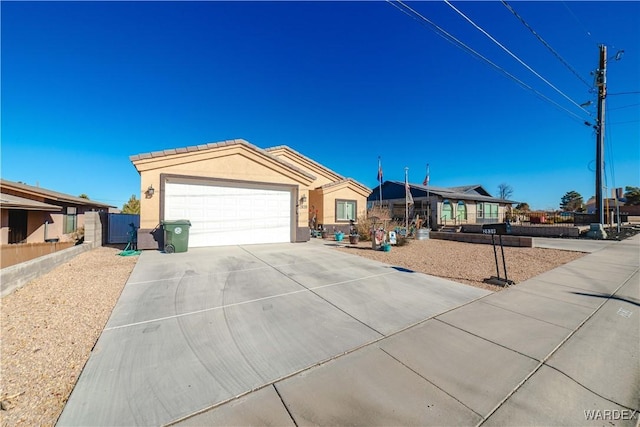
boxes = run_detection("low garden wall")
[430,231,533,247]
[1,243,92,298]
[461,224,580,238]
[1,241,76,269]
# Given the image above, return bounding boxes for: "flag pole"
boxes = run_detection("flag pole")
[426,163,430,229]
[378,156,383,207]
[405,167,409,234]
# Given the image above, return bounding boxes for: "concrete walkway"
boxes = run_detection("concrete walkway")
[533,236,615,253]
[173,235,640,426]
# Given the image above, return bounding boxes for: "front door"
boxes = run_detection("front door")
[8,210,28,243]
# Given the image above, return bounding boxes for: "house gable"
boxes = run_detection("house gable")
[265,146,342,187]
[319,179,371,199]
[131,139,315,187]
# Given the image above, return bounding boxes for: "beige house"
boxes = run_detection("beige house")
[0,179,113,245]
[130,139,370,249]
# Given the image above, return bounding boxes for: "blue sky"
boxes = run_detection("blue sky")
[2,1,638,211]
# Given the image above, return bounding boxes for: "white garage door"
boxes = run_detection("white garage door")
[164,182,292,247]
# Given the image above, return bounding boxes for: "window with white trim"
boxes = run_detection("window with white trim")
[487,203,499,219]
[336,200,357,221]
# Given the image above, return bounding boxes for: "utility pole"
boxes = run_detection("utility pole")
[595,44,607,225]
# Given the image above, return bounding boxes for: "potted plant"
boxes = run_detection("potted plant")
[334,231,344,241]
[348,219,359,244]
[321,227,328,239]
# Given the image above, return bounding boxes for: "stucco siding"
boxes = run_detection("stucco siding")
[309,190,323,227]
[138,154,311,229]
[268,150,337,188]
[1,210,8,245]
[320,186,367,225]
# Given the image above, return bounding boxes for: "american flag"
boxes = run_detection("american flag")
[406,179,414,205]
[422,164,430,187]
[377,157,383,183]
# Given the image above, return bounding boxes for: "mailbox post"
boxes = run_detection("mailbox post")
[482,222,514,287]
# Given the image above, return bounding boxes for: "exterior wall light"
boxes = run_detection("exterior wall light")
[145,185,155,198]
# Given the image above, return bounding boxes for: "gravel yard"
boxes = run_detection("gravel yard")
[0,239,585,425]
[0,246,137,427]
[334,238,586,291]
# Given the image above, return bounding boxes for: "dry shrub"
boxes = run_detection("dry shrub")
[357,206,402,242]
[396,236,410,246]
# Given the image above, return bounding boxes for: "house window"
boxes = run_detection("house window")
[457,201,467,220]
[64,207,77,234]
[336,200,357,221]
[442,200,453,220]
[477,203,498,219]
[487,203,499,219]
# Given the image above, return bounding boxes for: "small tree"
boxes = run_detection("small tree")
[515,202,530,212]
[78,193,90,199]
[497,183,514,200]
[624,186,640,205]
[122,194,140,214]
[560,191,584,212]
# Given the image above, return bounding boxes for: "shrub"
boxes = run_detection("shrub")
[396,236,410,246]
[69,226,85,243]
[356,206,403,242]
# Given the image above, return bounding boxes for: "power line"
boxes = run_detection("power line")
[561,1,594,39]
[607,103,640,111]
[606,120,640,125]
[443,0,592,116]
[608,91,640,96]
[500,0,592,89]
[387,1,590,124]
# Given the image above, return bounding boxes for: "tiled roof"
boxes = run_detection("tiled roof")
[319,178,371,193]
[130,139,316,181]
[0,179,114,208]
[129,139,251,161]
[265,145,344,180]
[265,146,370,191]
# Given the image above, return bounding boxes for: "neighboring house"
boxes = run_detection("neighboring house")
[368,181,518,227]
[130,139,370,249]
[585,196,624,214]
[0,179,114,245]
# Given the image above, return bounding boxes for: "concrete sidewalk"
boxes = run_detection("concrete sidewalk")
[533,236,615,253]
[174,235,639,426]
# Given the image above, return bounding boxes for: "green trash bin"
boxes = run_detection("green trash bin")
[161,220,191,253]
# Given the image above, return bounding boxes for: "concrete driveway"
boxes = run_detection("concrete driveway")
[57,242,489,426]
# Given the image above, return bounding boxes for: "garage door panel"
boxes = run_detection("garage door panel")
[165,182,292,247]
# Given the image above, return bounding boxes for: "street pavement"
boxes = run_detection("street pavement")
[58,235,640,426]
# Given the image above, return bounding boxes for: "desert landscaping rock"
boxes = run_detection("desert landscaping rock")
[334,238,586,291]
[0,247,137,427]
